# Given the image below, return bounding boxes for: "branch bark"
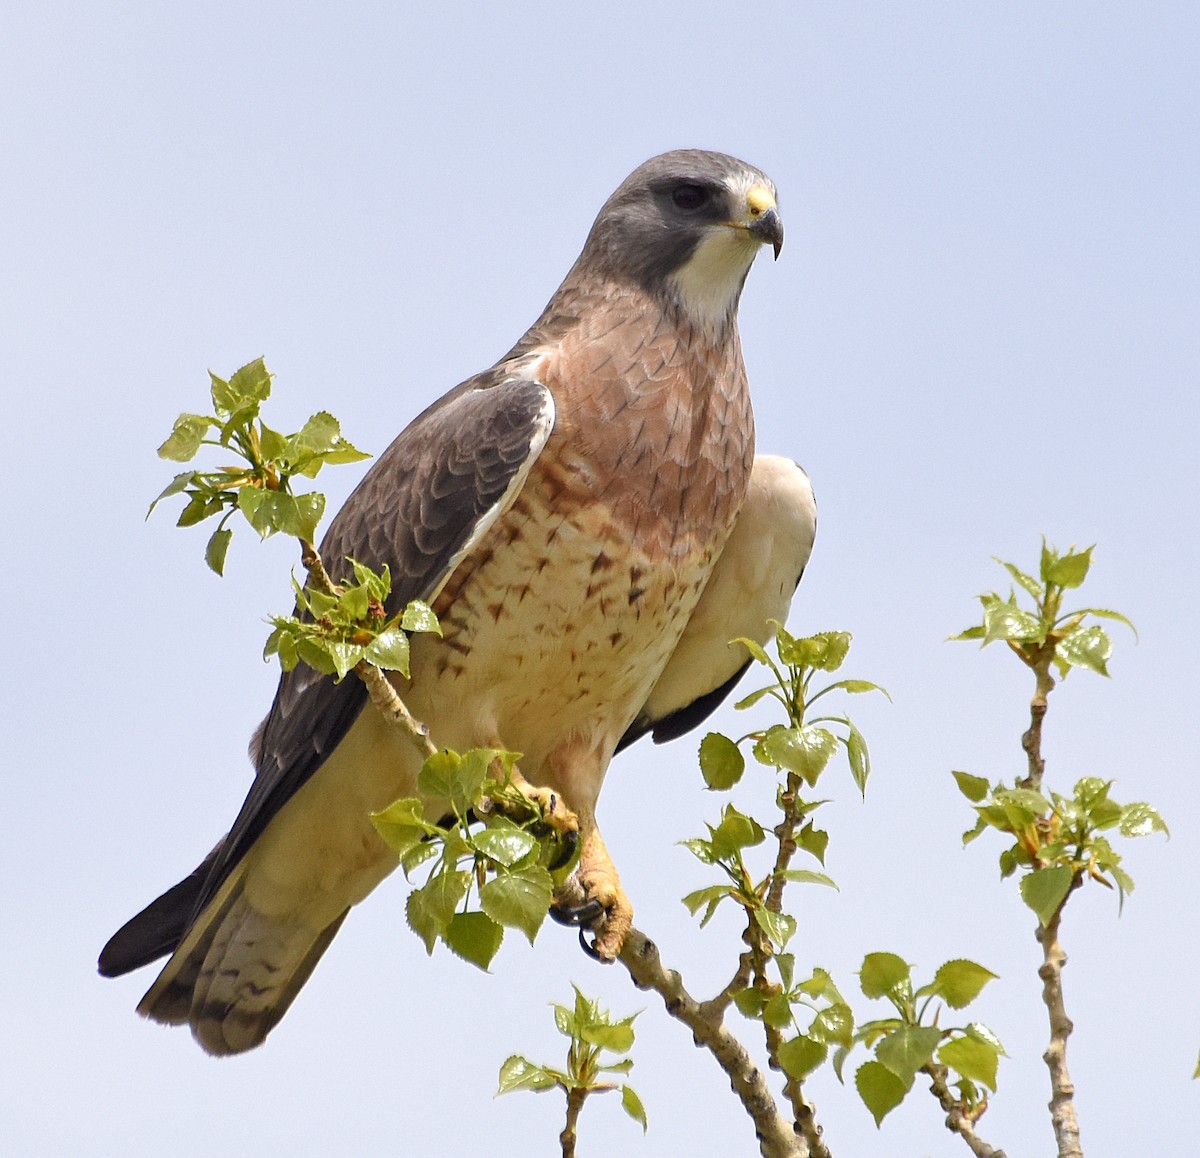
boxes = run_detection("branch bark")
[559,1087,587,1158]
[619,928,808,1158]
[1038,894,1084,1158]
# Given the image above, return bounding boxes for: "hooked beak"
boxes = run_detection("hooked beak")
[742,184,783,259]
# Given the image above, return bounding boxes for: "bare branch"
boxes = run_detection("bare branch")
[1038,894,1084,1158]
[619,928,808,1158]
[923,1063,1008,1158]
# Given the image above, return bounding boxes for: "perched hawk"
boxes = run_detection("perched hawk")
[100,149,816,1055]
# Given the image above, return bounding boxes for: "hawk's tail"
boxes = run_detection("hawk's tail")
[106,860,348,1056]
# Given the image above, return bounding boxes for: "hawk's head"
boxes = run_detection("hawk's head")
[581,149,783,330]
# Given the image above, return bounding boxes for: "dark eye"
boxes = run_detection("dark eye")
[671,183,711,211]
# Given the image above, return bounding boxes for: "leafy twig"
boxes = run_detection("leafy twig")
[299,538,438,759]
[924,1063,1008,1158]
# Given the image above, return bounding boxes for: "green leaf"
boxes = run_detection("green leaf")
[811,1002,855,1049]
[620,1084,648,1131]
[952,771,990,803]
[755,725,838,786]
[1118,802,1170,839]
[295,636,337,676]
[401,599,442,635]
[417,749,465,804]
[1044,544,1094,588]
[828,678,887,696]
[220,357,272,414]
[983,599,1042,644]
[753,907,797,950]
[950,625,986,641]
[364,628,411,675]
[797,822,829,865]
[205,527,232,575]
[1020,865,1074,927]
[778,868,838,890]
[1057,623,1111,676]
[732,636,773,666]
[762,992,792,1029]
[938,1032,1000,1091]
[497,1055,558,1095]
[147,470,198,517]
[157,413,211,461]
[734,685,774,710]
[324,639,366,681]
[733,988,765,1020]
[582,1022,635,1053]
[1075,606,1138,640]
[699,732,745,790]
[996,558,1043,600]
[856,1060,909,1126]
[859,952,911,1000]
[294,410,344,454]
[843,720,871,795]
[177,493,222,527]
[876,1025,942,1086]
[405,869,469,954]
[708,806,765,858]
[370,796,434,858]
[778,1034,827,1080]
[480,865,553,944]
[779,630,851,672]
[681,884,732,927]
[929,959,998,1009]
[444,911,504,970]
[473,823,537,868]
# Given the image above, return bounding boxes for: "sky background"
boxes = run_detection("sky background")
[3,3,1198,1155]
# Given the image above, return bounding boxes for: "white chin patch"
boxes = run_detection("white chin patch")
[667,227,760,331]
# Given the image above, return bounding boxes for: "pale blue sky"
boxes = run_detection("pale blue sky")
[3,4,1197,1155]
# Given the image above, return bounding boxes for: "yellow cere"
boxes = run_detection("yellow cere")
[745,185,776,217]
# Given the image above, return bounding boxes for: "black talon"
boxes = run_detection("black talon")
[578,927,605,961]
[546,829,579,872]
[549,897,606,927]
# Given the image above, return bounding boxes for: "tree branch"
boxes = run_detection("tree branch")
[1038,893,1084,1158]
[619,928,808,1158]
[923,1063,1008,1158]
[1013,636,1084,1157]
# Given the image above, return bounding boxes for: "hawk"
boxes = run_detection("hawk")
[100,149,815,1055]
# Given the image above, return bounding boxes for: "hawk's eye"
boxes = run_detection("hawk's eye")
[671,183,711,212]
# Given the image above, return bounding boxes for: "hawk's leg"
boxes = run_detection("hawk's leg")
[549,810,632,963]
[483,764,580,834]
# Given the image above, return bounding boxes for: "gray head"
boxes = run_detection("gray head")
[576,149,783,327]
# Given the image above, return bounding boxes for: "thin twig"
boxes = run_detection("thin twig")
[1015,641,1055,792]
[923,1063,1008,1158]
[619,928,808,1158]
[560,1087,588,1158]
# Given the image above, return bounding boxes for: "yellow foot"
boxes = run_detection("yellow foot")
[550,826,632,962]
[483,765,580,837]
